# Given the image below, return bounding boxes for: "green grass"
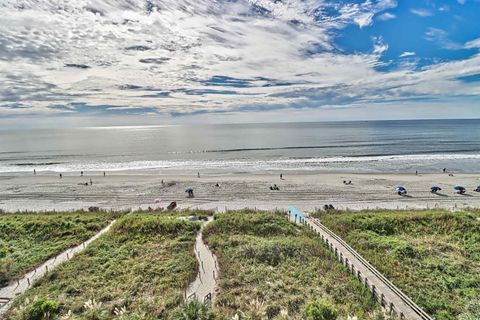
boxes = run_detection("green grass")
[203,211,382,319]
[0,211,119,287]
[4,214,201,320]
[315,209,480,320]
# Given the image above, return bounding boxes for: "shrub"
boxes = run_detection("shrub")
[24,298,59,320]
[304,299,338,320]
[170,300,215,320]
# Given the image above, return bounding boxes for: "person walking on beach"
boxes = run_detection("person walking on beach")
[59,173,62,179]
[103,171,106,177]
[89,179,93,186]
[81,171,84,177]
[280,173,283,180]
[197,172,200,178]
[33,169,36,175]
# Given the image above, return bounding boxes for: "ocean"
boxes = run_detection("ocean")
[1,119,480,174]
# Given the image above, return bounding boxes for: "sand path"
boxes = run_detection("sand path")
[0,220,115,316]
[185,217,219,305]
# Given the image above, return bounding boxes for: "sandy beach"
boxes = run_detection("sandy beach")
[1,171,480,213]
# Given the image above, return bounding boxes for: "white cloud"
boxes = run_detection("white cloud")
[465,38,480,49]
[399,52,416,57]
[372,37,388,55]
[457,0,466,4]
[410,8,434,17]
[1,0,479,121]
[425,27,463,50]
[377,12,396,21]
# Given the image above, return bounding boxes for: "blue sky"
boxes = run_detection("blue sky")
[0,0,479,127]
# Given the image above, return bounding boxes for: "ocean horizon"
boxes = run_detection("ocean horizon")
[2,119,480,174]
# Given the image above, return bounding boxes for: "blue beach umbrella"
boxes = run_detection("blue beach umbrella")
[394,186,406,192]
[431,186,441,192]
[454,186,465,191]
[185,188,193,193]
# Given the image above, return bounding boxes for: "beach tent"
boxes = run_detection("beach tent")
[454,186,466,194]
[474,186,480,192]
[394,186,407,195]
[185,188,194,198]
[430,186,441,193]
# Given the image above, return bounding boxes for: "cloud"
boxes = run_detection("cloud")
[0,0,479,122]
[399,52,416,57]
[377,12,396,21]
[457,0,466,4]
[372,37,388,55]
[425,28,463,50]
[410,8,434,17]
[465,38,480,49]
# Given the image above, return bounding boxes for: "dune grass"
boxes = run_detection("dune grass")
[0,211,119,287]
[315,209,480,320]
[203,211,382,319]
[4,214,200,320]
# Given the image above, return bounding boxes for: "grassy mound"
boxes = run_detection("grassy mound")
[315,209,480,320]
[0,211,118,287]
[4,214,200,320]
[203,211,381,319]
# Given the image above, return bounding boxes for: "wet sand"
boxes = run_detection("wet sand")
[0,172,480,212]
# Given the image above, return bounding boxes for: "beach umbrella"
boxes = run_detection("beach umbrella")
[454,186,465,191]
[394,186,406,191]
[185,188,193,193]
[475,185,480,192]
[431,186,441,192]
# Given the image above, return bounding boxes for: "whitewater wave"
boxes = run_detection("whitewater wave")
[1,153,480,173]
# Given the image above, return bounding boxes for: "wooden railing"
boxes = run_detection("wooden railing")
[307,217,434,320]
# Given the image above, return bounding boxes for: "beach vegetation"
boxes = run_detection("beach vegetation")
[0,211,119,287]
[4,214,200,320]
[315,209,480,320]
[203,211,381,319]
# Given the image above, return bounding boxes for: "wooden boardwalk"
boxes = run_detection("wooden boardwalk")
[288,208,433,320]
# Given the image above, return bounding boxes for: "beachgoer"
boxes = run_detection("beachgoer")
[197,172,200,178]
[89,179,92,186]
[280,173,283,180]
[81,171,83,176]
[59,173,62,179]
[443,168,446,173]
[215,183,219,187]
[103,171,106,177]
[161,179,164,186]
[415,170,418,175]
[33,169,36,175]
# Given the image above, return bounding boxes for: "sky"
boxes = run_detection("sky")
[1,0,480,127]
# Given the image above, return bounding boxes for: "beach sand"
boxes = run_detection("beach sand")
[1,172,480,213]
